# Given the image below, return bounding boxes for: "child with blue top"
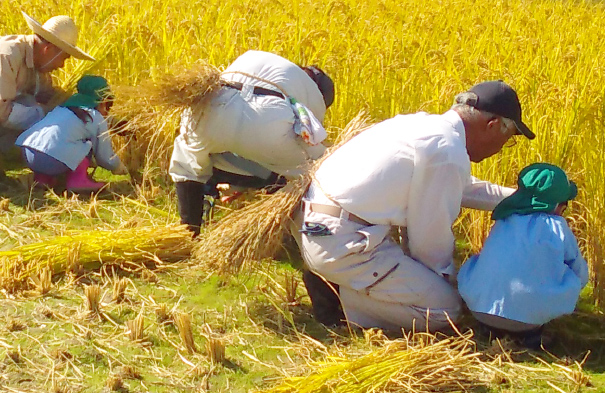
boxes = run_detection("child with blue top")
[15,75,128,192]
[457,163,588,348]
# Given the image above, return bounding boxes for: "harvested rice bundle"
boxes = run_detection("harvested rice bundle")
[261,332,589,393]
[195,177,310,273]
[0,225,194,291]
[263,333,486,393]
[109,62,222,173]
[111,61,221,134]
[194,114,372,273]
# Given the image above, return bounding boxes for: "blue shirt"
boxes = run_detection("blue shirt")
[15,106,121,171]
[457,213,588,325]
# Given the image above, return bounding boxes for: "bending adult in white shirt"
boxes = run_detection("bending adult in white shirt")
[169,50,335,236]
[291,80,535,331]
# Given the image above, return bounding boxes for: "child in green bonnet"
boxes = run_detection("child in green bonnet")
[457,163,588,349]
[15,75,128,192]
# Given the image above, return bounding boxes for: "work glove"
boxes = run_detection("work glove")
[112,162,129,175]
[5,102,45,130]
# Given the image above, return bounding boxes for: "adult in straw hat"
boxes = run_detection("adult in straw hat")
[0,11,94,158]
[291,80,535,331]
[169,50,335,236]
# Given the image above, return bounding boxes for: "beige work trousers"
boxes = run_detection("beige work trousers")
[291,202,461,332]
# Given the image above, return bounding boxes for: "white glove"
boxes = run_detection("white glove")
[6,102,45,130]
[112,162,129,175]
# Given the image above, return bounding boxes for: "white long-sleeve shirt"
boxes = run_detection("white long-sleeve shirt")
[15,106,121,171]
[314,110,509,275]
[169,50,327,183]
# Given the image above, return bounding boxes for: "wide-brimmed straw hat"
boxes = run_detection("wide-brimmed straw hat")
[22,11,95,61]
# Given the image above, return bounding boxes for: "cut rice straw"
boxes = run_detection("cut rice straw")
[109,62,222,173]
[111,61,221,135]
[260,330,590,393]
[194,113,373,273]
[0,225,194,292]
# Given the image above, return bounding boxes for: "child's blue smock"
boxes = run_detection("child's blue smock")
[15,106,121,171]
[457,213,588,325]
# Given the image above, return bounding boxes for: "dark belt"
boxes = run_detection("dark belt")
[223,81,284,99]
[305,201,370,226]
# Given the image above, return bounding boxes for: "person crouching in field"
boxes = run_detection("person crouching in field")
[457,163,588,349]
[169,50,334,236]
[0,12,95,176]
[15,75,128,192]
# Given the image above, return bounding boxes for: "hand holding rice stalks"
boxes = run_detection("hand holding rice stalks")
[0,225,194,292]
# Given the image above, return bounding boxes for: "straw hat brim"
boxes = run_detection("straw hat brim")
[22,11,95,61]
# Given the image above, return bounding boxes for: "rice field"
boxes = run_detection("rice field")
[2,0,605,390]
[4,0,605,298]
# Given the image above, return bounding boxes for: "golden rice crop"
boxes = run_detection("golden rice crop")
[0,225,194,291]
[3,0,605,301]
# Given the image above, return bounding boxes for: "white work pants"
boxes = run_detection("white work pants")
[292,201,461,332]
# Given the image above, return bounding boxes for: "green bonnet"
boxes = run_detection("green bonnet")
[491,163,577,220]
[61,75,112,110]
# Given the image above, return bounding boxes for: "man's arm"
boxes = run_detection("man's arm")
[0,52,19,124]
[406,161,466,276]
[461,176,515,211]
[0,54,45,129]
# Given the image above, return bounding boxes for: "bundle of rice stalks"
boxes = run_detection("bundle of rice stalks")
[194,114,373,273]
[195,179,310,273]
[109,62,222,173]
[261,331,589,393]
[0,225,194,292]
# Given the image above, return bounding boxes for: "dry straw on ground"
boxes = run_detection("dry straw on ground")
[194,114,373,273]
[0,225,194,292]
[261,330,590,393]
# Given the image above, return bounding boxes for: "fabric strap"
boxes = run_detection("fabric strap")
[223,82,284,99]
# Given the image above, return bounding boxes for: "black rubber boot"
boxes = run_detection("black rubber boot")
[302,270,345,327]
[175,181,207,237]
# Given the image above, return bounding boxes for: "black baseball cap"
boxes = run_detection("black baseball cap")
[468,80,535,140]
[303,65,335,109]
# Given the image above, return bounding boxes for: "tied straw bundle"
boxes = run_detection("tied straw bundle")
[109,62,222,172]
[261,331,590,393]
[194,114,373,273]
[0,225,194,291]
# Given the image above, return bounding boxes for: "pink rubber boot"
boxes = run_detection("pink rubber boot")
[66,157,105,193]
[33,173,57,188]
